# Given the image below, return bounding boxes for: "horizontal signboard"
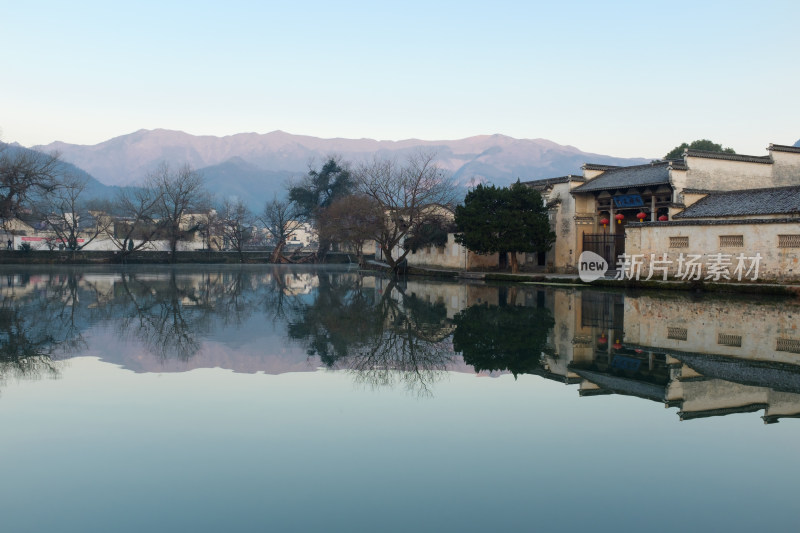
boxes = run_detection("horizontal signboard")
[613,195,644,208]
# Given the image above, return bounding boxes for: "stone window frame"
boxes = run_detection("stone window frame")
[776,338,800,354]
[719,235,744,248]
[667,326,688,341]
[717,333,742,347]
[778,235,800,248]
[669,236,689,249]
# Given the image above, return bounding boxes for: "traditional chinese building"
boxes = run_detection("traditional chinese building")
[525,143,800,274]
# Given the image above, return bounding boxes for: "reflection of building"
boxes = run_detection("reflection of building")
[562,290,800,424]
[401,276,800,424]
[282,272,319,295]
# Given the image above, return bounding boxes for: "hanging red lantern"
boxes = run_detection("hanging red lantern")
[636,212,647,221]
[658,215,669,222]
[614,213,625,224]
[612,340,623,350]
[600,217,609,228]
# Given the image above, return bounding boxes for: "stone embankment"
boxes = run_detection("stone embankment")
[364,261,800,296]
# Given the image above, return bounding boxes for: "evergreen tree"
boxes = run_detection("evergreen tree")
[664,139,735,160]
[454,182,555,273]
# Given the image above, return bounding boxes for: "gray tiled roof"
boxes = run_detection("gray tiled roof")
[582,163,621,171]
[570,368,665,402]
[572,161,672,193]
[769,144,800,154]
[670,351,800,395]
[685,149,772,164]
[675,185,800,218]
[522,174,585,188]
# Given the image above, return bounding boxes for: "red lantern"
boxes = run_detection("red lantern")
[658,215,669,221]
[612,340,623,350]
[600,217,610,228]
[636,212,647,221]
[614,213,625,224]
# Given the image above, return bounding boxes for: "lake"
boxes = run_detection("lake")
[1,265,798,532]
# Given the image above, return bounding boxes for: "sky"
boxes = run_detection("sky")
[2,0,798,159]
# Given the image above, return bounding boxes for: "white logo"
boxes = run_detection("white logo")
[578,251,608,282]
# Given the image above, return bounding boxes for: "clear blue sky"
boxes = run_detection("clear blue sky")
[2,0,798,158]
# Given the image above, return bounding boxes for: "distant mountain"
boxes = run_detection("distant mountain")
[200,157,293,210]
[794,139,800,147]
[34,130,651,198]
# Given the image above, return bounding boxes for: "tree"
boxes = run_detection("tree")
[403,211,455,253]
[107,184,164,260]
[148,163,209,260]
[664,139,735,160]
[354,151,457,273]
[317,195,383,265]
[196,207,222,253]
[219,198,253,261]
[288,157,354,258]
[35,174,111,255]
[0,143,61,227]
[454,182,555,273]
[260,196,303,263]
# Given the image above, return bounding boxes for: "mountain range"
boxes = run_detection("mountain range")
[33,129,651,209]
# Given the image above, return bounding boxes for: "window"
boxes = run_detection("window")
[776,338,800,354]
[719,235,744,247]
[717,333,742,347]
[778,235,800,248]
[667,327,688,341]
[669,236,689,248]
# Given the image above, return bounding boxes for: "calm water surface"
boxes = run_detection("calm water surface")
[1,265,798,532]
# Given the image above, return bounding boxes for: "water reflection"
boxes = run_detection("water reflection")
[288,274,454,395]
[1,265,799,423]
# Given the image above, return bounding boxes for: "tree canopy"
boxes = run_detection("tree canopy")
[664,139,735,160]
[0,143,61,224]
[288,158,354,258]
[454,182,555,273]
[355,151,457,273]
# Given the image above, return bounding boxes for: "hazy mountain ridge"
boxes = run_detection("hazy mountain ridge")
[2,143,126,202]
[34,130,651,194]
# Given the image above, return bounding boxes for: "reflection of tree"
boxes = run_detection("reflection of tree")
[287,272,377,365]
[113,269,263,362]
[288,275,455,395]
[0,271,106,391]
[111,267,304,362]
[0,306,61,385]
[453,303,554,377]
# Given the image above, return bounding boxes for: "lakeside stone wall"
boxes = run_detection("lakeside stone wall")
[625,219,800,282]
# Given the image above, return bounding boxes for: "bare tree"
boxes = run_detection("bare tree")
[354,151,457,273]
[260,196,303,263]
[107,184,164,260]
[317,194,383,266]
[219,198,253,261]
[0,143,61,228]
[198,207,222,252]
[35,174,111,255]
[148,163,209,260]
